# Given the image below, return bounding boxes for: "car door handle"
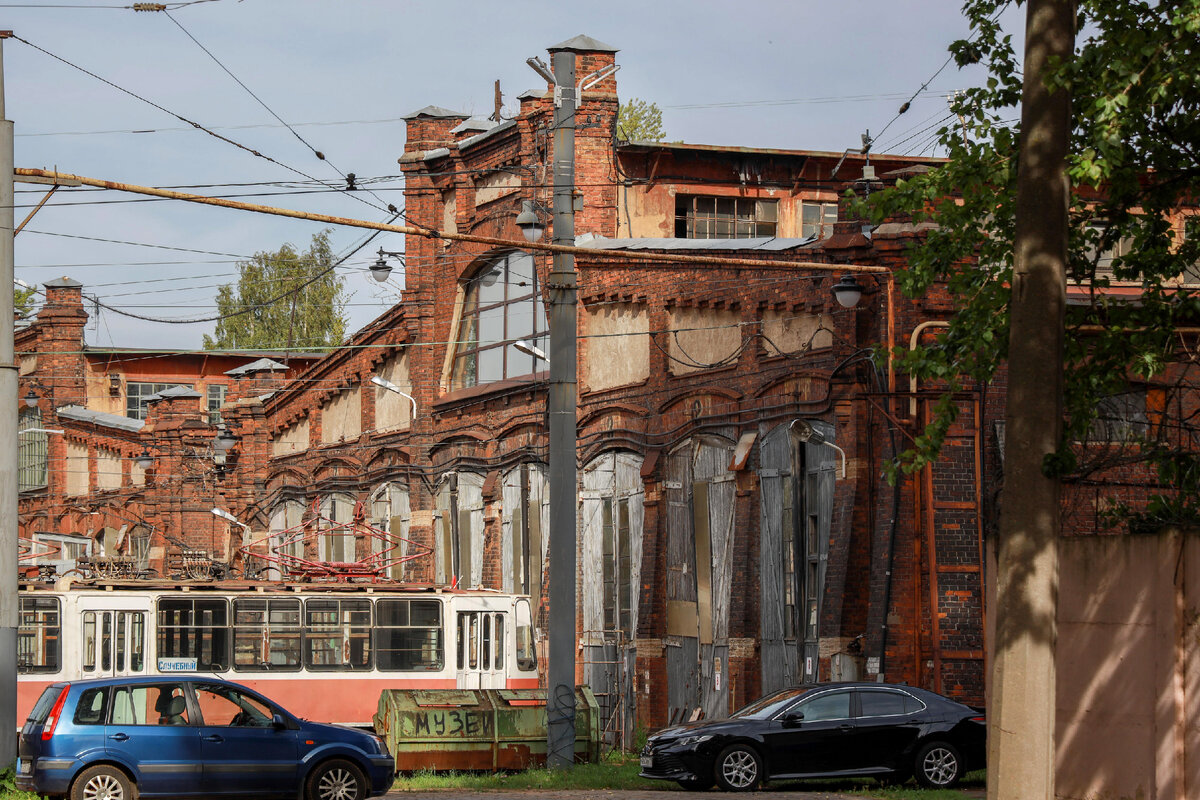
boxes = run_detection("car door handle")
[203,735,224,743]
[838,725,854,733]
[108,733,129,742]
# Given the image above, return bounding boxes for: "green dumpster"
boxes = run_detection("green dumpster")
[373,687,600,772]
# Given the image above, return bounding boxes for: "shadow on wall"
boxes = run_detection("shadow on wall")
[1055,529,1199,799]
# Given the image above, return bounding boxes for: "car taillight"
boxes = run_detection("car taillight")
[41,687,69,741]
[969,715,986,723]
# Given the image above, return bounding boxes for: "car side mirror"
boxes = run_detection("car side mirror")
[272,713,287,730]
[781,711,804,728]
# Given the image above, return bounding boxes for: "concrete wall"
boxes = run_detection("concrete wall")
[1056,530,1199,800]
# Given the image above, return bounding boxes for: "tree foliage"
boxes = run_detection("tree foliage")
[15,283,36,317]
[203,230,348,351]
[865,0,1200,525]
[616,97,666,142]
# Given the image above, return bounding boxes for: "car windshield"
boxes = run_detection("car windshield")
[730,687,812,720]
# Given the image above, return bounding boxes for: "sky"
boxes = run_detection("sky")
[3,0,1022,350]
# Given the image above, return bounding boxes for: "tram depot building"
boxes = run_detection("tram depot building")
[16,35,1200,746]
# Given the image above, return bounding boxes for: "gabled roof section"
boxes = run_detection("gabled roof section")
[548,34,618,53]
[225,357,288,377]
[458,119,518,152]
[57,405,144,433]
[402,105,469,120]
[451,118,497,135]
[150,386,202,401]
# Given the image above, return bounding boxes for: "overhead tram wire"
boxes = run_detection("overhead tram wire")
[161,9,399,217]
[9,34,393,217]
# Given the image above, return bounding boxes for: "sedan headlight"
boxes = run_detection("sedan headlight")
[676,734,714,747]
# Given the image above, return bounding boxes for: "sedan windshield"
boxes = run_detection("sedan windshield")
[730,687,811,720]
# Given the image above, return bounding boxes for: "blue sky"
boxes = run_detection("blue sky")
[5,0,1020,348]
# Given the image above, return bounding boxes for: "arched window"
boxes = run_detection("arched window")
[18,407,47,492]
[268,500,306,579]
[451,252,548,390]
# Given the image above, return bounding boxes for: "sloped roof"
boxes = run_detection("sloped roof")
[548,34,618,53]
[401,105,469,120]
[57,405,144,433]
[225,358,288,377]
[149,386,202,401]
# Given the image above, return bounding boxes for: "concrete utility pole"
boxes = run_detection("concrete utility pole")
[1,30,18,765]
[545,45,578,770]
[989,2,1073,799]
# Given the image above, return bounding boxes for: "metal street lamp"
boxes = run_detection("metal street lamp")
[370,375,418,420]
[371,248,403,282]
[790,419,847,478]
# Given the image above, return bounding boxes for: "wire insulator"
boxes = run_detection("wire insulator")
[132,3,167,11]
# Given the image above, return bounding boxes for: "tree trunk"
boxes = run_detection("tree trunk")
[989,2,1074,799]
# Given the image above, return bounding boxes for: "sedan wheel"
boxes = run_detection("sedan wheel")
[714,744,762,792]
[307,759,367,800]
[72,766,136,800]
[914,740,962,788]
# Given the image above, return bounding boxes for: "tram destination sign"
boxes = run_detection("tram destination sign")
[158,658,199,672]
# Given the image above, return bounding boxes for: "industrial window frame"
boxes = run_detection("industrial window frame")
[675,195,778,239]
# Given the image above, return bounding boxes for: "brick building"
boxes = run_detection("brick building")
[19,34,1197,747]
[16,277,319,576]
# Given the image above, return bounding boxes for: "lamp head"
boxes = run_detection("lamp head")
[515,200,545,243]
[23,389,38,408]
[134,449,154,470]
[831,275,864,308]
[370,249,393,282]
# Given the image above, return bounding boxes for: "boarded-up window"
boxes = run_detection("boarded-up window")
[131,458,146,487]
[667,307,743,376]
[583,304,649,391]
[18,407,47,492]
[66,441,88,496]
[96,448,122,491]
[374,353,414,432]
[321,389,362,444]
[268,500,306,579]
[473,171,521,206]
[501,464,549,599]
[442,189,457,235]
[435,473,484,588]
[320,493,357,563]
[761,309,832,356]
[369,482,411,581]
[272,419,309,457]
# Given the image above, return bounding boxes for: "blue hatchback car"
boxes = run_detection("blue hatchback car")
[17,675,394,800]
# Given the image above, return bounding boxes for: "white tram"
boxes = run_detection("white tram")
[16,579,540,726]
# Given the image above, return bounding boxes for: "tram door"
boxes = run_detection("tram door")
[455,609,505,689]
[78,597,150,678]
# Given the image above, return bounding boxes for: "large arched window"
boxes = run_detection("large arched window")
[369,481,411,581]
[451,252,548,390]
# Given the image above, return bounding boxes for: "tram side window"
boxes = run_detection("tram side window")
[304,599,371,670]
[515,598,536,672]
[233,598,301,671]
[18,597,60,673]
[157,598,230,671]
[376,599,443,671]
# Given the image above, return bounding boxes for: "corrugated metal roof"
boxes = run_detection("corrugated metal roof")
[57,405,144,433]
[225,357,288,376]
[458,119,517,151]
[575,235,817,252]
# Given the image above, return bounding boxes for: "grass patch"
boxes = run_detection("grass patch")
[1,764,43,800]
[393,750,666,792]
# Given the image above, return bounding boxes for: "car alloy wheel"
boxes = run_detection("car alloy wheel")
[308,759,366,800]
[915,740,962,788]
[715,744,762,792]
[73,766,135,800]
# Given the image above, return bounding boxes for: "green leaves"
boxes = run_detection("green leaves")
[203,230,348,351]
[616,98,667,143]
[867,0,1200,526]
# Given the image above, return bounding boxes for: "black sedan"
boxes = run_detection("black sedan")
[639,682,985,791]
